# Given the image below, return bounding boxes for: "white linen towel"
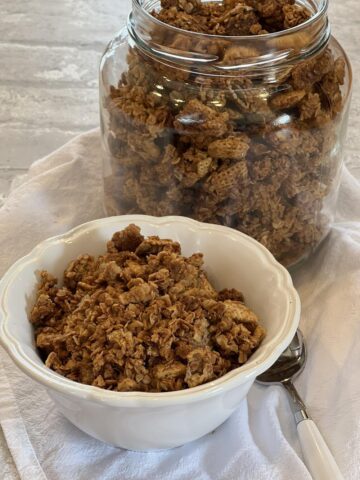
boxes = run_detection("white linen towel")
[0,130,359,480]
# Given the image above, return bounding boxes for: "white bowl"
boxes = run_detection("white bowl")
[0,215,300,451]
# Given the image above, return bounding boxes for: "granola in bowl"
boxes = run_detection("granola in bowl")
[1,215,299,449]
[30,224,265,393]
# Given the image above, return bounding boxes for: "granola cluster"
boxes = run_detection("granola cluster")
[30,225,265,392]
[103,0,347,266]
[153,0,311,35]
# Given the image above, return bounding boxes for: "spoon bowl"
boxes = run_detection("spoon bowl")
[256,329,343,480]
[257,329,306,384]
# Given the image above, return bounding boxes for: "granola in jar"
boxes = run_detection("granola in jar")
[100,0,352,266]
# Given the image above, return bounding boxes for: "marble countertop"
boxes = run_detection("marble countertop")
[1,0,359,199]
[0,0,130,198]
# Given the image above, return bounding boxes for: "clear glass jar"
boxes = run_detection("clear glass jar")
[99,0,352,267]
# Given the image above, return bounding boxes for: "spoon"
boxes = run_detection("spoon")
[256,330,344,480]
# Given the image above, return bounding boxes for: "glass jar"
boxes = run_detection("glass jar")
[99,0,352,267]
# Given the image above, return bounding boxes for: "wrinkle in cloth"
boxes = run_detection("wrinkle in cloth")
[0,130,359,480]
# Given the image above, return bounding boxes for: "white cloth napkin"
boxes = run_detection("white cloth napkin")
[1,129,360,480]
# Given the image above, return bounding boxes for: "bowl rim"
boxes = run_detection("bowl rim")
[0,215,300,407]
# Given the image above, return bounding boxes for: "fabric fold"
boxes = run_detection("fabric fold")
[0,130,359,479]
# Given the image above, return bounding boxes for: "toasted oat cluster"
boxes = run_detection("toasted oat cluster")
[153,0,311,35]
[30,225,265,392]
[104,0,346,266]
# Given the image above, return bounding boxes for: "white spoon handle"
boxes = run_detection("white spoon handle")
[297,419,344,480]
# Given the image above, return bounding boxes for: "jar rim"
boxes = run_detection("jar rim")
[132,0,328,41]
[129,0,331,73]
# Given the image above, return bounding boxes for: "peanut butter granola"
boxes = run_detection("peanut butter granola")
[152,0,311,35]
[30,225,265,392]
[103,0,347,266]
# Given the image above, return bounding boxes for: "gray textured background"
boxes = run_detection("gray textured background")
[0,0,131,198]
[0,0,359,476]
[0,0,359,199]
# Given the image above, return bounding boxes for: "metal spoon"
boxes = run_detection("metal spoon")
[256,330,344,480]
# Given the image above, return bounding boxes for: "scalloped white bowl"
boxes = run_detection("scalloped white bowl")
[0,215,300,451]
